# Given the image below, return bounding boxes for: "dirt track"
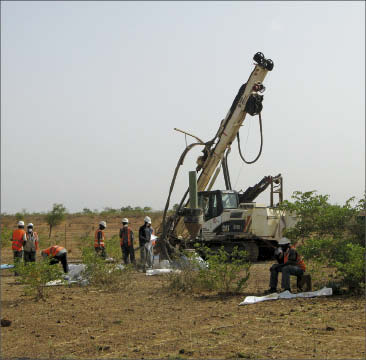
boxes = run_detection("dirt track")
[1,215,365,359]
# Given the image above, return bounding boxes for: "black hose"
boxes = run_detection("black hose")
[222,149,232,190]
[237,112,263,164]
[161,142,206,242]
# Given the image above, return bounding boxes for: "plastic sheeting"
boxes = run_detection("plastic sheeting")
[239,287,333,305]
[46,264,88,286]
[146,268,181,276]
[1,264,14,270]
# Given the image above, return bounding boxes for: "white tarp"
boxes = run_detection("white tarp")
[239,287,333,305]
[1,264,14,270]
[146,268,181,276]
[46,264,87,286]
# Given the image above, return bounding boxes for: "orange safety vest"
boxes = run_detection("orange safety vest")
[284,246,306,271]
[43,245,64,258]
[12,229,26,251]
[94,229,105,248]
[120,227,132,246]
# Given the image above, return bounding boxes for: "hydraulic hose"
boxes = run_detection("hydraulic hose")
[237,112,263,164]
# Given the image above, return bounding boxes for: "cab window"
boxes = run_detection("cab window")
[222,193,238,209]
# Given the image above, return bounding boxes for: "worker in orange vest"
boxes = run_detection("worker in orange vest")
[23,223,39,264]
[265,237,306,294]
[41,245,69,273]
[119,218,136,265]
[94,221,107,259]
[11,221,27,275]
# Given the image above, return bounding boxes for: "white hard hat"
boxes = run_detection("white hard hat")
[27,223,34,228]
[99,221,107,228]
[122,218,129,224]
[18,221,24,226]
[144,216,152,224]
[278,237,291,245]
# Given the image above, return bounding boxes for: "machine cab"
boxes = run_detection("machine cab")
[198,190,239,221]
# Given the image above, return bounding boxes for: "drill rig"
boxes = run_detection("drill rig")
[158,52,297,261]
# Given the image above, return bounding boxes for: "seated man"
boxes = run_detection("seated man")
[265,237,306,293]
[41,245,69,273]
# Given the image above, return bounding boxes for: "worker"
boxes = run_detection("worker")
[139,216,154,269]
[23,223,39,264]
[11,221,27,275]
[94,221,107,259]
[265,237,306,293]
[119,218,136,265]
[41,245,69,273]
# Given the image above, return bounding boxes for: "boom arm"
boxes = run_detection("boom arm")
[172,55,273,237]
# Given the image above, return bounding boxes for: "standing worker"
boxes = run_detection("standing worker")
[23,223,39,264]
[41,245,69,273]
[95,221,107,259]
[139,216,154,269]
[265,237,306,294]
[11,221,26,275]
[119,218,136,265]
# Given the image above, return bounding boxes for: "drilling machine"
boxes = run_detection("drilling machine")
[158,52,297,261]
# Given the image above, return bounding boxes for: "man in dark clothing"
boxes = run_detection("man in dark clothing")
[119,218,136,265]
[265,237,306,294]
[139,216,154,269]
[94,221,107,259]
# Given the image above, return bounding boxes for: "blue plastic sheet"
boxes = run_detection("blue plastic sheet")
[1,264,14,270]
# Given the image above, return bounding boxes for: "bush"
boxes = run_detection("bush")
[105,235,123,261]
[335,243,365,293]
[1,226,13,249]
[165,246,251,295]
[298,236,365,293]
[81,246,133,292]
[15,261,64,301]
[280,191,365,294]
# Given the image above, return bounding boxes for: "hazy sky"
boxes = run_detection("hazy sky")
[1,1,365,214]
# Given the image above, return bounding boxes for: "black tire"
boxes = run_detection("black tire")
[243,242,259,262]
[265,59,274,71]
[253,52,265,64]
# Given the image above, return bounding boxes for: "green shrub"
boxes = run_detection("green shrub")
[81,246,133,292]
[165,246,251,295]
[335,243,365,293]
[280,191,365,293]
[105,235,122,261]
[298,236,365,293]
[15,261,64,300]
[1,226,13,249]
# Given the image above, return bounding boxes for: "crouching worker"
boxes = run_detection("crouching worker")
[41,245,69,273]
[265,237,306,294]
[94,221,107,259]
[119,218,136,265]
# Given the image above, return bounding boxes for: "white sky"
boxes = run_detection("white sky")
[1,1,365,214]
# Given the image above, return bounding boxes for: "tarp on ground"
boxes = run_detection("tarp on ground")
[146,268,181,276]
[239,287,333,305]
[1,264,14,270]
[46,264,87,286]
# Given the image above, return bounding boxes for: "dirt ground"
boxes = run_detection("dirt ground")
[1,215,365,359]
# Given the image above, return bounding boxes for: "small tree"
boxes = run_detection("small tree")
[15,261,63,300]
[45,203,67,239]
[121,205,133,211]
